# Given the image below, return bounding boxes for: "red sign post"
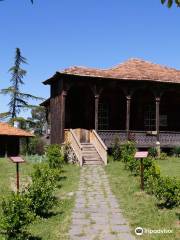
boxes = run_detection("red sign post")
[10,157,25,193]
[134,151,148,191]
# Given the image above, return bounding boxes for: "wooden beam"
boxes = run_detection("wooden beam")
[95,94,99,131]
[156,97,160,142]
[126,95,131,139]
[61,90,67,143]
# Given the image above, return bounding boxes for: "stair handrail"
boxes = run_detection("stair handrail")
[92,130,107,150]
[65,129,83,166]
[90,130,107,165]
[70,129,82,150]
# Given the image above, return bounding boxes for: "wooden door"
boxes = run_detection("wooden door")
[80,129,90,143]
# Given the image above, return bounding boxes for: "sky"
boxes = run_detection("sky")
[0,0,180,117]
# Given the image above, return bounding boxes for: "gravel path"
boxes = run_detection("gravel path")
[69,166,136,240]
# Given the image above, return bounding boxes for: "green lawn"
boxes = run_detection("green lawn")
[106,158,180,240]
[0,158,80,240]
[157,157,180,178]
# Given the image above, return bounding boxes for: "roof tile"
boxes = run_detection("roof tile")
[60,58,180,83]
[0,122,34,137]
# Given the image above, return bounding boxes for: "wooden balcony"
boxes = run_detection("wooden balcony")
[98,130,180,148]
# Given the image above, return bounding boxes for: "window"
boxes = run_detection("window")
[98,101,109,130]
[144,105,156,130]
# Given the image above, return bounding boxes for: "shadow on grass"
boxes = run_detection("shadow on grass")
[41,210,63,219]
[28,236,42,240]
[0,232,42,240]
[175,211,180,220]
[157,202,178,210]
[60,169,66,174]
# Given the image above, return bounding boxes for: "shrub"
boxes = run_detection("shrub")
[145,175,159,195]
[0,192,34,240]
[112,137,121,161]
[26,163,57,217]
[25,154,47,163]
[172,146,180,157]
[27,136,46,155]
[121,141,136,172]
[148,147,158,158]
[46,144,64,169]
[154,176,180,208]
[143,158,161,183]
[158,152,167,160]
[31,163,56,183]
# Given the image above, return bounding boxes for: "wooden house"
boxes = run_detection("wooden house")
[0,122,34,157]
[42,58,180,165]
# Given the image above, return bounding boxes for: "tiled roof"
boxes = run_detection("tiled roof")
[58,58,180,84]
[0,122,34,137]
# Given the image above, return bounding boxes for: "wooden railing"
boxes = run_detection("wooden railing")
[98,130,180,148]
[90,130,108,165]
[64,129,83,166]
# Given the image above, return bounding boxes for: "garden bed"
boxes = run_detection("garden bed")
[106,157,179,240]
[0,158,80,240]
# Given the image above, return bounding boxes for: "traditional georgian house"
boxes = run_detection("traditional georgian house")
[42,58,180,165]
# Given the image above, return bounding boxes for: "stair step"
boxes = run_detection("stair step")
[82,151,97,154]
[83,160,103,165]
[82,146,95,149]
[83,157,101,161]
[81,143,93,147]
[81,143,104,166]
[82,145,95,148]
[83,154,101,158]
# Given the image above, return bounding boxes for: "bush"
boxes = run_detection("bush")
[46,144,64,169]
[27,136,46,155]
[148,147,158,158]
[145,175,159,195]
[158,152,167,160]
[121,141,137,173]
[112,137,121,161]
[25,154,47,163]
[172,146,180,157]
[26,164,57,217]
[143,157,161,183]
[154,176,180,208]
[0,192,34,240]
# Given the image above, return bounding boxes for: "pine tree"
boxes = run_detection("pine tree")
[0,48,42,125]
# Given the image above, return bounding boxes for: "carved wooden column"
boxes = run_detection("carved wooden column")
[126,95,131,140]
[156,97,160,142]
[95,94,99,131]
[61,90,67,143]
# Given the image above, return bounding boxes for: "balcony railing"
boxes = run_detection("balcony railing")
[98,130,180,148]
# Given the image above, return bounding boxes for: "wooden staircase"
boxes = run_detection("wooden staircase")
[64,129,107,166]
[82,143,103,165]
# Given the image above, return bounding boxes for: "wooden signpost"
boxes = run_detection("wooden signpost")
[134,151,148,191]
[10,156,25,193]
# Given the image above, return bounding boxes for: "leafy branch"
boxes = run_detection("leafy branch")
[161,0,180,7]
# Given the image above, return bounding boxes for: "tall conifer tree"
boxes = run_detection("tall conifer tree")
[0,48,42,124]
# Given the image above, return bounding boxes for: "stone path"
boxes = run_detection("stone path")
[69,166,136,240]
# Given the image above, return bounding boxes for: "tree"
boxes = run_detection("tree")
[27,106,47,135]
[0,48,42,124]
[161,0,180,7]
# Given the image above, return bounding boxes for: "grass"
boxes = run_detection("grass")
[105,157,180,240]
[157,157,180,178]
[0,158,80,240]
